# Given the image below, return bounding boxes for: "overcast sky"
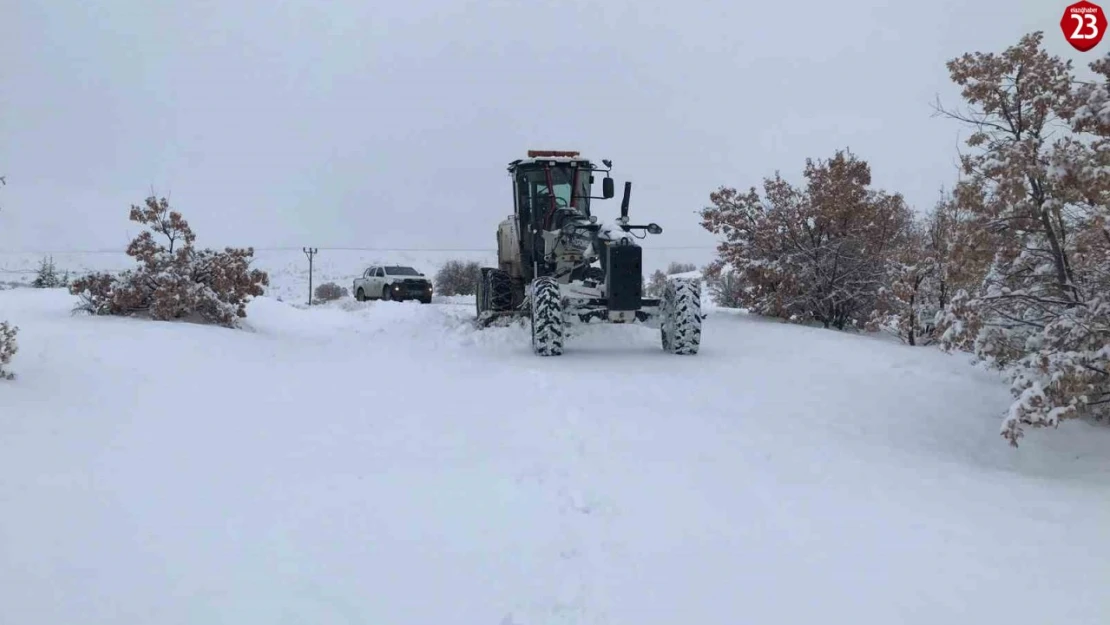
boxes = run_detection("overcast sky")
[0,0,1092,253]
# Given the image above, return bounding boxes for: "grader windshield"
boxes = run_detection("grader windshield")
[515,162,593,232]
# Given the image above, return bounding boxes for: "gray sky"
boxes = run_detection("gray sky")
[0,0,1092,253]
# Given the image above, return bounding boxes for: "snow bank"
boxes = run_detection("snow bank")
[668,269,703,280]
[1,288,1108,624]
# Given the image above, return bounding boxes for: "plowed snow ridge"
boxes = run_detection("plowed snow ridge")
[1,288,1109,625]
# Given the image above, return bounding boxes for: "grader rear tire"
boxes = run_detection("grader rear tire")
[477,268,513,318]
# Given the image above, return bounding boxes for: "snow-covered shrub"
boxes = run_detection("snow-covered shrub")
[702,260,745,308]
[866,224,936,345]
[69,195,269,328]
[933,32,1110,446]
[700,149,913,330]
[434,259,481,296]
[645,269,667,297]
[314,282,348,302]
[0,320,16,380]
[645,262,698,297]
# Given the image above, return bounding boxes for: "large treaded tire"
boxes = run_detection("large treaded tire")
[530,276,564,356]
[488,269,512,311]
[476,268,513,317]
[661,277,702,355]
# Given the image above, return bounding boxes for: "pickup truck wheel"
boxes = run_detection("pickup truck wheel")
[381,287,391,301]
[356,288,366,302]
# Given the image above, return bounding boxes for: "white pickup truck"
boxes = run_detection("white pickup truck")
[352,264,433,303]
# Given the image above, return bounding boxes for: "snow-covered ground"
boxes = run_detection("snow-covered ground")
[0,247,718,301]
[1,286,1109,624]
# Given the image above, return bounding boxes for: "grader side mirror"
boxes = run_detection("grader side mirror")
[602,177,615,199]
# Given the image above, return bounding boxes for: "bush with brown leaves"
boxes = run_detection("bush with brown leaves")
[69,196,269,328]
[701,149,913,330]
[314,282,348,302]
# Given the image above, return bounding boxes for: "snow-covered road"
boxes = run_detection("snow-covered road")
[1,288,1108,624]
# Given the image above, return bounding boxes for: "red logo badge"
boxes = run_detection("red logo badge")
[1062,1,1107,52]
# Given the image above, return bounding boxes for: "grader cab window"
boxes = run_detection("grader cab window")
[517,165,592,230]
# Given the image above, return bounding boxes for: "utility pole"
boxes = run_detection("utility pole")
[303,247,318,305]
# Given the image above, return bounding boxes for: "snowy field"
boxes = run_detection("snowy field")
[0,247,718,302]
[1,281,1109,624]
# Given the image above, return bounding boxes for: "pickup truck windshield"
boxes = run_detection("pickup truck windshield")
[384,266,420,276]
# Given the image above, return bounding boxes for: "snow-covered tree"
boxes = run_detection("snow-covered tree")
[867,218,937,345]
[644,269,667,298]
[934,32,1110,446]
[31,255,65,288]
[865,187,995,345]
[0,175,16,379]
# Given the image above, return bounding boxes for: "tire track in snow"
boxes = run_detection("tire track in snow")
[505,372,620,625]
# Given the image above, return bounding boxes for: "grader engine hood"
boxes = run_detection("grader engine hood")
[557,219,596,252]
[596,218,642,246]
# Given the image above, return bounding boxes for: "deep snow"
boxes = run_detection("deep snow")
[1,287,1109,624]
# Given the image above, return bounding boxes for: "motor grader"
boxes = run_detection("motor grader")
[475,150,702,356]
